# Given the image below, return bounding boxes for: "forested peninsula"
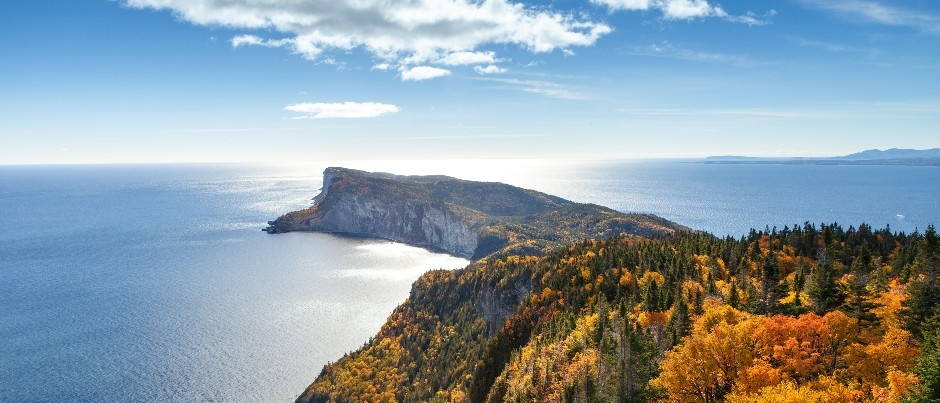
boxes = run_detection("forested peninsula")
[270,168,939,402]
[265,167,685,259]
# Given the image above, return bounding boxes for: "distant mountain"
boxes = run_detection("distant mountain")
[835,148,940,160]
[704,148,940,166]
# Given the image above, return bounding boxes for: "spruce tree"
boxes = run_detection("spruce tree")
[908,327,940,402]
[808,249,844,313]
[727,279,740,309]
[665,293,691,347]
[842,247,881,327]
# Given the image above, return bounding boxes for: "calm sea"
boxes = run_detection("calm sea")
[1,160,937,401]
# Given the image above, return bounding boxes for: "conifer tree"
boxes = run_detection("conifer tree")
[902,225,940,339]
[842,246,881,327]
[727,279,740,309]
[908,327,940,402]
[644,279,662,312]
[808,248,844,313]
[665,293,691,347]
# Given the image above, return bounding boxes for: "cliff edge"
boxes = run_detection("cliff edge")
[266,167,687,259]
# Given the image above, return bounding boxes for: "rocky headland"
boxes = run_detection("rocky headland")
[265,167,688,259]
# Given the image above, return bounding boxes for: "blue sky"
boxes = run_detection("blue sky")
[1,0,938,164]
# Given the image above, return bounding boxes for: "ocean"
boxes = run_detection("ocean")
[1,160,937,401]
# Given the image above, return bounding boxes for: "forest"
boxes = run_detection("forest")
[297,222,940,402]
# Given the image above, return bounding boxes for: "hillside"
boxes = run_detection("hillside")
[297,223,940,402]
[265,167,687,259]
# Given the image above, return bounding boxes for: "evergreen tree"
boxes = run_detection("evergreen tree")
[665,293,691,347]
[727,279,740,309]
[760,252,783,314]
[807,249,844,313]
[902,225,940,340]
[908,327,940,402]
[618,313,658,402]
[644,279,662,312]
[842,247,881,327]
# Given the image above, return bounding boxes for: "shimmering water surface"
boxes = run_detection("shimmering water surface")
[1,160,937,401]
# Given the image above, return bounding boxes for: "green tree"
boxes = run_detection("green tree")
[666,293,691,347]
[727,279,740,309]
[808,249,844,313]
[907,328,940,402]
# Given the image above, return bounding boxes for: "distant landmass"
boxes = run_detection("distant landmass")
[265,167,687,259]
[705,148,940,165]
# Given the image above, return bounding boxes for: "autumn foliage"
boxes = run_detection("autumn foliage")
[297,223,940,402]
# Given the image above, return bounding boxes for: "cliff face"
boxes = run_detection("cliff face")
[305,194,478,258]
[267,167,688,260]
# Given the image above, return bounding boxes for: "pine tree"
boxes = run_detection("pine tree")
[727,279,740,309]
[807,248,844,313]
[760,252,783,314]
[902,226,940,339]
[841,246,881,327]
[618,313,658,402]
[644,279,662,312]
[908,327,940,402]
[665,293,691,347]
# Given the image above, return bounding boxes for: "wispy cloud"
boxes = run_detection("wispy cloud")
[616,107,829,119]
[799,0,940,34]
[122,0,611,73]
[634,41,769,66]
[788,36,880,57]
[483,77,589,100]
[618,101,940,120]
[400,66,451,81]
[592,0,775,25]
[284,102,401,119]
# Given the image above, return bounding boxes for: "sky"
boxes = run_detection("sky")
[1,0,939,164]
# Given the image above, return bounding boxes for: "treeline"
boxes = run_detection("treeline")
[297,223,940,402]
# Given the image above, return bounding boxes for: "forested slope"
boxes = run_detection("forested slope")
[298,223,940,402]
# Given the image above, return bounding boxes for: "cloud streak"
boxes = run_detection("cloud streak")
[799,0,940,34]
[484,77,588,100]
[284,102,401,119]
[634,41,769,67]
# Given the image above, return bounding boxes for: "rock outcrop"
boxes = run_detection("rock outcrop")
[267,167,688,260]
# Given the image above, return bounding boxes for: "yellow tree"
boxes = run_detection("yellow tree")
[653,306,762,403]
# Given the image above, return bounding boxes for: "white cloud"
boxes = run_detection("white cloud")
[400,66,452,81]
[474,65,507,74]
[799,0,940,34]
[592,0,772,24]
[284,102,401,119]
[439,51,497,66]
[661,0,725,20]
[595,0,651,11]
[123,0,612,67]
[231,34,292,49]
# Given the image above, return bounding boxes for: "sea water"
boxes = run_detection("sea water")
[0,160,937,401]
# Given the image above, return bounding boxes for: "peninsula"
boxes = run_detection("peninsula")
[265,167,687,259]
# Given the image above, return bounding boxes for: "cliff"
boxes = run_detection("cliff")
[266,167,687,259]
